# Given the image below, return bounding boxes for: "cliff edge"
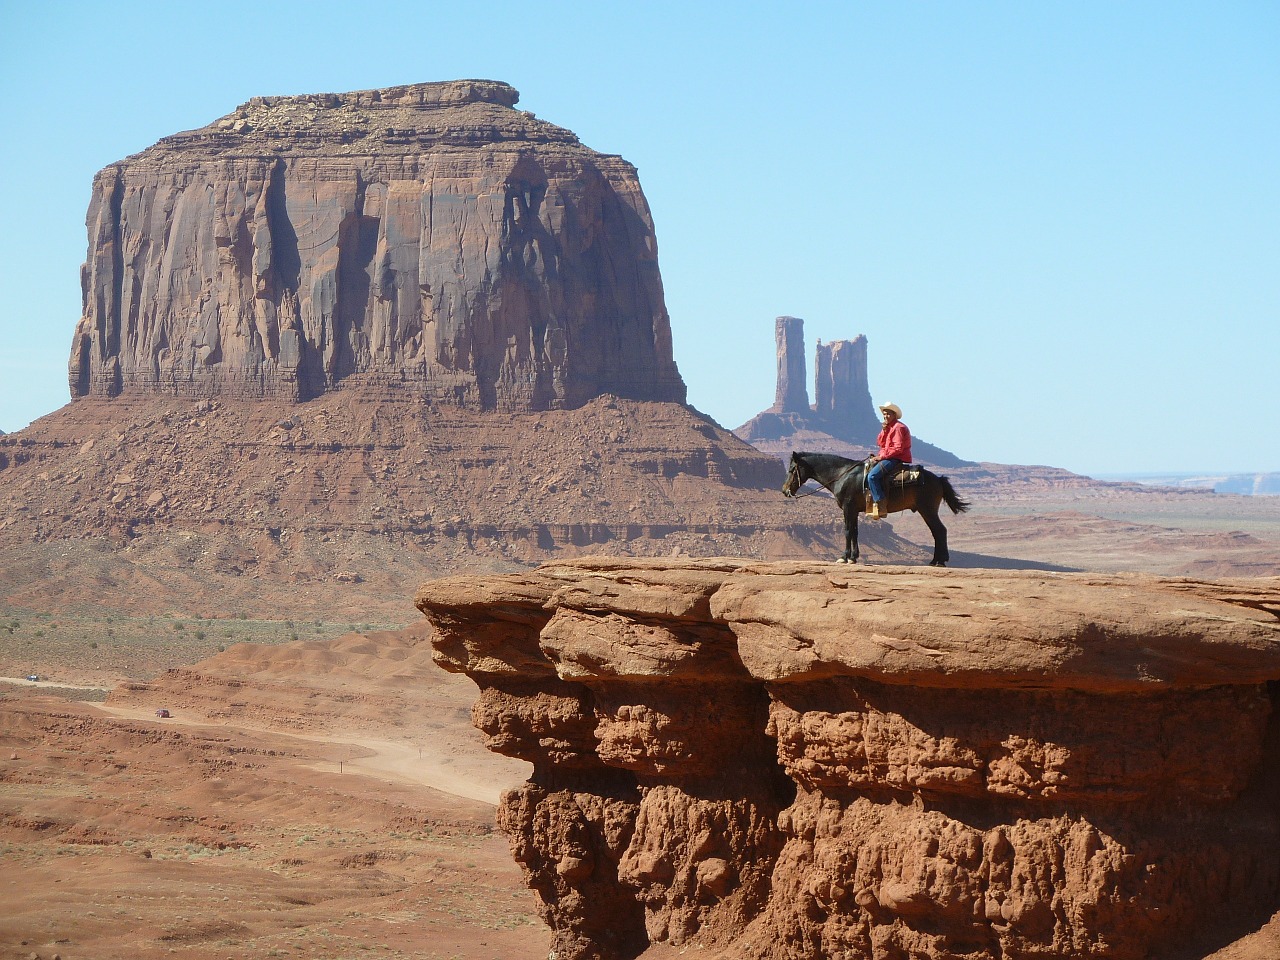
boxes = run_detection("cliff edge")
[416,558,1280,960]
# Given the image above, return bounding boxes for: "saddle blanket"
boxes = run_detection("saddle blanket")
[895,464,924,484]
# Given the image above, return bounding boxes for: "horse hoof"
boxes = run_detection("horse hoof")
[835,557,849,564]
[930,560,947,567]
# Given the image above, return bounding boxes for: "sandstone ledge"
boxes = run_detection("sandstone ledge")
[419,557,1280,693]
[416,559,1280,960]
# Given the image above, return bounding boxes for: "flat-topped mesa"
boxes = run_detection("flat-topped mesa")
[244,79,522,112]
[69,80,685,410]
[416,559,1280,960]
[158,81,567,158]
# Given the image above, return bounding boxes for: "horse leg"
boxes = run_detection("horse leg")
[841,503,860,563]
[920,502,949,566]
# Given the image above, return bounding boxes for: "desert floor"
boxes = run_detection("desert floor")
[3,485,1280,960]
[0,626,549,960]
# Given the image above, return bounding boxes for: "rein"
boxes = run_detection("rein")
[788,462,862,499]
[788,484,828,499]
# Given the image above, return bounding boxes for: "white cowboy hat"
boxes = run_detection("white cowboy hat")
[878,402,902,418]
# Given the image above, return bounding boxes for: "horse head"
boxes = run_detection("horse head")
[782,453,807,497]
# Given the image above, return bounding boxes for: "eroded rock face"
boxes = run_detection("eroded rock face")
[813,336,879,438]
[772,317,809,414]
[68,80,685,411]
[415,558,1280,960]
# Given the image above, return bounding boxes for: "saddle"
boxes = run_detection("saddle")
[863,458,925,486]
[894,464,925,485]
[863,460,925,511]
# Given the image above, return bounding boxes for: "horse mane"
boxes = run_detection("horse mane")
[793,451,859,469]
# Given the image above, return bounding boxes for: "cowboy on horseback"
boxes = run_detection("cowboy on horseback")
[782,447,969,566]
[866,402,910,520]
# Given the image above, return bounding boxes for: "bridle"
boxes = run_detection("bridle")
[783,459,863,500]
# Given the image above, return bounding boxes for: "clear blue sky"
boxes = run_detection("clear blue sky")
[1,1,1276,474]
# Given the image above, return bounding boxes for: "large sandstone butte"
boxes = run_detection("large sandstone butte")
[68,80,685,411]
[2,80,958,610]
[416,558,1280,960]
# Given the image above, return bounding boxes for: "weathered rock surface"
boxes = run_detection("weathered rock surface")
[772,317,809,415]
[416,558,1280,960]
[814,336,878,438]
[68,80,685,410]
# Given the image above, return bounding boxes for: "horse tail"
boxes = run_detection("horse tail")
[938,476,971,514]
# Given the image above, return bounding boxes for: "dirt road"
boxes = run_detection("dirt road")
[94,701,526,805]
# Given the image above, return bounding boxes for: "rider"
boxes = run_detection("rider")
[867,402,911,519]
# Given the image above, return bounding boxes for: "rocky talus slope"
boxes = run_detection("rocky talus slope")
[416,558,1280,960]
[69,80,684,410]
[0,392,933,620]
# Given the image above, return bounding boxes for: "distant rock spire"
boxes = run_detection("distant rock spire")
[772,316,809,414]
[737,319,968,466]
[815,335,880,438]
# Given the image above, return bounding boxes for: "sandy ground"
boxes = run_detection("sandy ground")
[2,478,1278,959]
[94,702,511,807]
[0,631,548,960]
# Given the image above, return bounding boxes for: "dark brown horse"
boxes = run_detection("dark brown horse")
[782,451,971,566]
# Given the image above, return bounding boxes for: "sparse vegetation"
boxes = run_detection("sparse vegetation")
[0,609,404,682]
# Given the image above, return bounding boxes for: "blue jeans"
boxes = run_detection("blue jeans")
[867,459,904,503]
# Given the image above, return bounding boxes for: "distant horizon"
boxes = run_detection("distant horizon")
[2,3,1276,476]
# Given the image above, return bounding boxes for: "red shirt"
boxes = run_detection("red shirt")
[877,420,912,463]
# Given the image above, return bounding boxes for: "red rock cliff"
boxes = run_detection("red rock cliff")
[68,80,685,410]
[416,558,1280,960]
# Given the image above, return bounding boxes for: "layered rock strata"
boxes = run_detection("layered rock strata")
[416,558,1280,960]
[0,393,944,621]
[68,80,685,410]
